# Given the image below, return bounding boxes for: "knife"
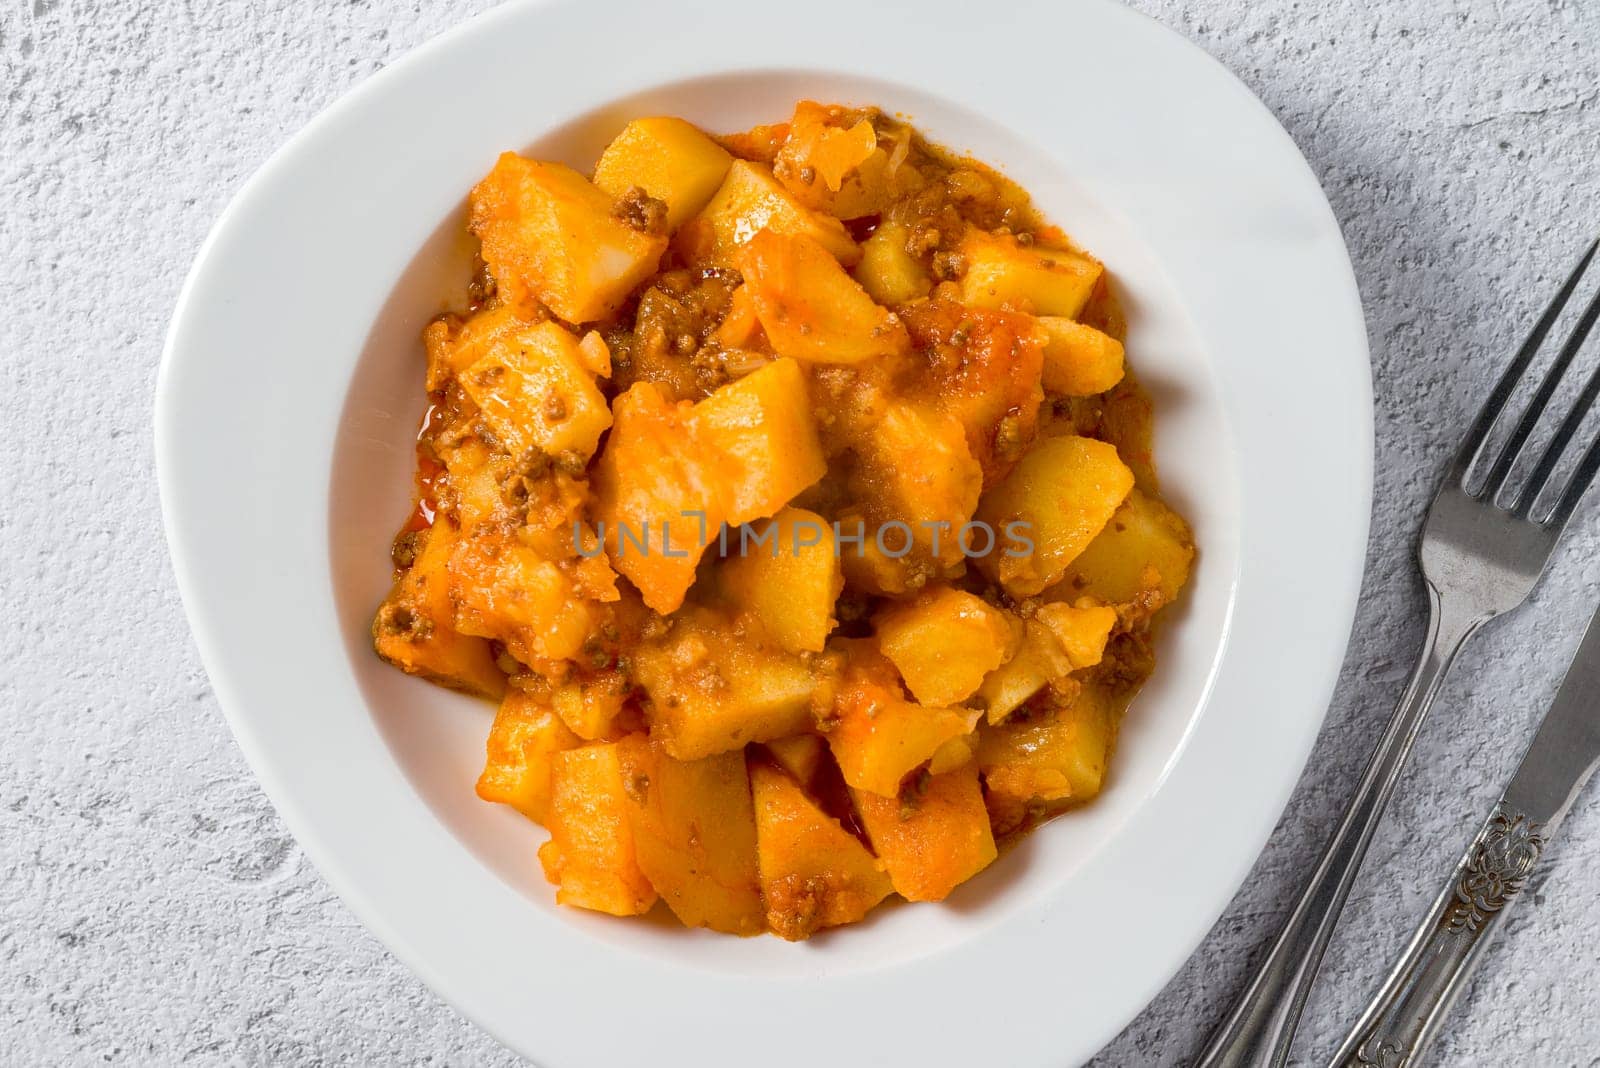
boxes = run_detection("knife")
[1332,603,1600,1068]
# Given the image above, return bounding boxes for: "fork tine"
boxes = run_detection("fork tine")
[1511,281,1600,514]
[1474,238,1600,496]
[1544,425,1600,529]
[1451,237,1600,491]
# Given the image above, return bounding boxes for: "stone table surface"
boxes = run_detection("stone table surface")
[4,0,1599,1063]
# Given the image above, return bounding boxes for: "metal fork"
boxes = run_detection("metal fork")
[1196,237,1600,1068]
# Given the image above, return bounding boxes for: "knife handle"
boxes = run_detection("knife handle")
[1332,800,1548,1068]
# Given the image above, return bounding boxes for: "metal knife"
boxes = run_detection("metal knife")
[1332,602,1600,1068]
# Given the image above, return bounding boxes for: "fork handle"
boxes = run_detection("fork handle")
[1194,590,1485,1068]
[1331,799,1547,1068]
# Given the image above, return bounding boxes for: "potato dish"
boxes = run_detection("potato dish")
[371,102,1194,939]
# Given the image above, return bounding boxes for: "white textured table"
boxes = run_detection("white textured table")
[4,1,1598,1063]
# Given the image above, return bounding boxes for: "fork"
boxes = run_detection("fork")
[1195,237,1600,1068]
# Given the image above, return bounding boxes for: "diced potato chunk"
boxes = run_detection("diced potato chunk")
[851,763,996,902]
[475,691,582,824]
[1037,316,1125,396]
[764,734,826,789]
[856,403,983,531]
[614,735,764,935]
[595,362,827,614]
[592,382,718,614]
[470,154,667,323]
[959,230,1102,318]
[449,528,597,662]
[750,761,893,940]
[1034,602,1116,670]
[826,642,982,797]
[717,507,843,654]
[433,437,504,533]
[928,731,977,774]
[592,117,734,232]
[372,521,506,699]
[633,606,818,759]
[977,681,1118,806]
[422,304,525,392]
[841,402,984,592]
[854,221,931,306]
[537,743,658,916]
[458,321,613,461]
[974,434,1134,596]
[1053,488,1196,612]
[676,160,859,268]
[973,617,1074,724]
[874,586,1018,706]
[738,230,909,364]
[689,357,828,524]
[901,300,1046,481]
[552,673,631,740]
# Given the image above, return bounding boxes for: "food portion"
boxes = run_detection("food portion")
[372,103,1195,939]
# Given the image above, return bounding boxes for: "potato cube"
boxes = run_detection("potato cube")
[459,321,613,462]
[448,528,596,662]
[900,300,1046,481]
[552,672,631,741]
[422,304,524,392]
[433,437,504,532]
[973,617,1074,724]
[469,153,667,323]
[977,681,1117,805]
[846,402,984,580]
[372,521,506,699]
[959,230,1102,318]
[1037,316,1125,396]
[633,606,818,759]
[596,363,828,614]
[874,586,1018,706]
[592,117,733,232]
[928,731,977,774]
[826,643,981,797]
[1053,488,1196,611]
[675,160,859,268]
[716,506,842,654]
[537,742,659,916]
[475,691,582,824]
[851,763,996,902]
[689,357,828,524]
[738,230,909,365]
[763,734,827,789]
[592,382,720,614]
[854,221,931,306]
[750,761,893,940]
[1034,602,1116,670]
[974,434,1135,596]
[614,735,765,935]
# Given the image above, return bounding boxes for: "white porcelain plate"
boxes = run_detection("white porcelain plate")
[156,0,1372,1064]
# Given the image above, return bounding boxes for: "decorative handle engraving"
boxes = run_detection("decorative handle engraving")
[1446,807,1544,932]
[1337,802,1546,1068]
